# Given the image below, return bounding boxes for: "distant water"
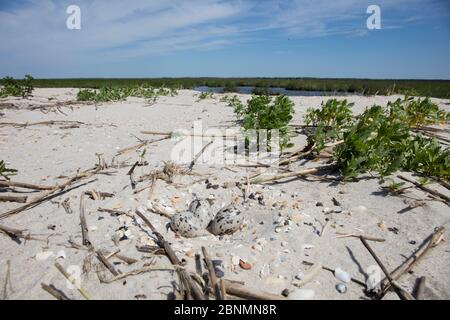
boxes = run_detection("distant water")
[193,86,359,97]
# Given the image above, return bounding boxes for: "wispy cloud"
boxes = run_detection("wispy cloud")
[0,0,448,77]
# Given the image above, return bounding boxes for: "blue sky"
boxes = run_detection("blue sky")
[0,0,449,79]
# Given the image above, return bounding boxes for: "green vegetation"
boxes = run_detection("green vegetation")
[76,85,177,102]
[234,95,295,150]
[0,160,17,180]
[0,75,34,98]
[305,97,450,180]
[18,77,450,99]
[197,91,214,100]
[305,99,355,151]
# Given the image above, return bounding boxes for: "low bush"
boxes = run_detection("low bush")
[0,75,34,98]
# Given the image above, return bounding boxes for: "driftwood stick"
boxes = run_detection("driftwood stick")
[0,195,27,203]
[79,194,91,248]
[398,175,450,205]
[41,283,70,300]
[96,250,121,276]
[0,224,31,241]
[223,282,286,300]
[202,246,222,300]
[135,208,203,300]
[54,262,92,300]
[220,279,227,300]
[2,260,11,299]
[189,141,213,170]
[360,237,414,300]
[0,180,53,191]
[0,167,101,220]
[247,164,338,185]
[376,226,445,298]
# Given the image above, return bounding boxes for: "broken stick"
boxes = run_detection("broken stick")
[41,283,70,300]
[202,246,222,300]
[135,208,203,300]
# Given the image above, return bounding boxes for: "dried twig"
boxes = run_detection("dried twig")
[360,236,415,300]
[2,260,11,299]
[336,232,386,242]
[398,175,450,206]
[54,262,92,300]
[41,283,70,300]
[375,226,445,299]
[79,194,91,248]
[189,141,213,171]
[202,246,222,300]
[243,164,338,186]
[96,250,121,276]
[99,265,175,283]
[0,195,27,203]
[223,282,286,300]
[0,180,53,191]
[0,167,102,220]
[135,208,203,300]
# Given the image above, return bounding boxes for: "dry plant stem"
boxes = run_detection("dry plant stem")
[116,136,169,156]
[0,195,27,203]
[335,232,386,242]
[0,167,102,220]
[2,260,11,299]
[79,194,91,248]
[96,250,120,276]
[303,261,366,287]
[249,164,338,185]
[220,279,227,300]
[376,226,445,299]
[54,262,92,300]
[397,175,450,205]
[0,120,86,128]
[438,179,450,191]
[415,276,426,300]
[0,224,31,241]
[61,198,72,214]
[135,209,203,300]
[99,266,175,284]
[0,180,53,191]
[202,246,222,300]
[189,140,213,170]
[359,237,414,300]
[223,282,286,300]
[41,283,70,300]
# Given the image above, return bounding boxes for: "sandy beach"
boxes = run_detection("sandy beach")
[1,88,449,300]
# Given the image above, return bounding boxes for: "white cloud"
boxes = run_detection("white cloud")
[0,0,446,75]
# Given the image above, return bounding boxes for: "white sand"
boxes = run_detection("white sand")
[0,88,449,300]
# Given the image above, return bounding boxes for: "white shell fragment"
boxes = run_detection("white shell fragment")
[336,283,347,293]
[334,268,351,283]
[55,250,66,260]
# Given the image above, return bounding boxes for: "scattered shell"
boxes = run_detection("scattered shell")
[274,226,283,233]
[302,244,314,250]
[322,207,332,214]
[252,244,263,252]
[334,268,351,283]
[280,241,288,247]
[239,259,252,270]
[90,226,98,231]
[185,250,195,257]
[281,288,290,297]
[288,289,315,300]
[316,202,323,207]
[353,205,367,214]
[36,251,54,261]
[294,271,304,280]
[336,283,347,293]
[56,250,66,260]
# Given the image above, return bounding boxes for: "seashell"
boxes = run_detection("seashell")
[56,250,66,260]
[239,259,252,270]
[207,205,243,236]
[334,267,351,283]
[336,283,347,293]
